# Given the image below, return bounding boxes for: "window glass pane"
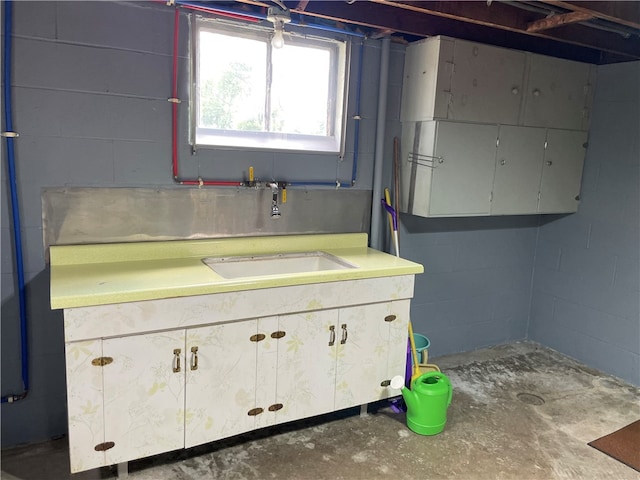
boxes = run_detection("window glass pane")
[198,32,266,131]
[271,44,331,136]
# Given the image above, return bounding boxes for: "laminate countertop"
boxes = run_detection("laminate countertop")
[50,233,423,309]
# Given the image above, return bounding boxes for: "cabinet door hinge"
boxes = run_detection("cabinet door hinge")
[94,441,115,452]
[91,357,113,367]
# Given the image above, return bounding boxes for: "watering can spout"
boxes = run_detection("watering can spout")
[390,375,419,411]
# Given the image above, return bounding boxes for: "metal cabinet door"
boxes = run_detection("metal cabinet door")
[538,129,587,213]
[429,121,498,216]
[523,55,592,130]
[103,331,186,466]
[185,320,260,448]
[449,39,526,125]
[491,126,547,215]
[274,309,339,423]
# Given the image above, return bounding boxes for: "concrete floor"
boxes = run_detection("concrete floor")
[2,341,639,480]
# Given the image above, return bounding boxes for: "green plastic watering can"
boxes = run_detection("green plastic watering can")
[391,371,452,435]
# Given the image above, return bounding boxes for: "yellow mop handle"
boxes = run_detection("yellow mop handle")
[408,321,421,381]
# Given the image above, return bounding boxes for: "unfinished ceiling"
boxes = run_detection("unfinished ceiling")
[229,0,640,64]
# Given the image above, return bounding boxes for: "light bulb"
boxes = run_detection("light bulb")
[272,24,284,49]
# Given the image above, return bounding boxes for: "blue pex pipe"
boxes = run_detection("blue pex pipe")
[2,0,29,403]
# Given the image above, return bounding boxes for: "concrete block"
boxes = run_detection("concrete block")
[1,273,15,302]
[12,1,57,39]
[588,218,639,259]
[114,140,176,186]
[613,255,640,293]
[275,153,340,184]
[56,2,187,56]
[537,214,591,250]
[1,228,14,275]
[0,392,68,448]
[534,239,561,271]
[13,38,179,99]
[553,298,639,353]
[559,246,616,288]
[594,62,640,104]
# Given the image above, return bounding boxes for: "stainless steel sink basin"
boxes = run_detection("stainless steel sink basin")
[202,251,357,279]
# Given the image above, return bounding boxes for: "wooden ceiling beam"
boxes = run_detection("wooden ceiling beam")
[365,1,640,59]
[527,11,594,32]
[536,1,640,30]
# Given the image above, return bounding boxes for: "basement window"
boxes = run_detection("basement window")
[193,18,348,153]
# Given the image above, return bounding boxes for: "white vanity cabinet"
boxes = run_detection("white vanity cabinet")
[62,275,415,473]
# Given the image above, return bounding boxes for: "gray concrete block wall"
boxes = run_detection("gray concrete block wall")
[529,61,640,386]
[398,216,539,357]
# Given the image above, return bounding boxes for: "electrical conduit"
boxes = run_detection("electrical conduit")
[369,37,390,250]
[2,0,29,403]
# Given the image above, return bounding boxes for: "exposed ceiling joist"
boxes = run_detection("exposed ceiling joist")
[367,1,640,59]
[527,11,595,32]
[537,0,640,30]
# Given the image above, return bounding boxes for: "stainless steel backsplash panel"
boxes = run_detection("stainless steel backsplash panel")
[42,187,372,259]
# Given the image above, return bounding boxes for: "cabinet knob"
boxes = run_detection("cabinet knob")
[532,88,541,97]
[500,159,506,166]
[546,161,553,166]
[511,87,519,95]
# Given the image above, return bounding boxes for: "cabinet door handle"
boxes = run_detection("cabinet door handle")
[190,346,198,371]
[173,348,181,373]
[340,324,348,344]
[328,325,336,346]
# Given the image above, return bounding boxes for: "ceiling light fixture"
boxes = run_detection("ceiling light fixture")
[267,6,291,49]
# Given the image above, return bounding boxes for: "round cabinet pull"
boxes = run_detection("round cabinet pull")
[511,86,519,95]
[500,159,506,166]
[94,441,115,452]
[532,88,541,97]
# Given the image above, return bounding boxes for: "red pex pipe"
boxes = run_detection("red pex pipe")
[171,7,243,187]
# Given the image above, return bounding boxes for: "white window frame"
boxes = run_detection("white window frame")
[192,17,350,154]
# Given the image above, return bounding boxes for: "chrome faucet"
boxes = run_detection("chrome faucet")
[267,182,281,218]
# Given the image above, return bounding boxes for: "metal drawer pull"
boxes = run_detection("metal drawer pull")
[268,403,283,412]
[329,325,336,346]
[271,331,286,339]
[340,324,348,344]
[384,315,396,323]
[190,346,198,371]
[173,349,181,373]
[248,408,264,416]
[250,333,266,342]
